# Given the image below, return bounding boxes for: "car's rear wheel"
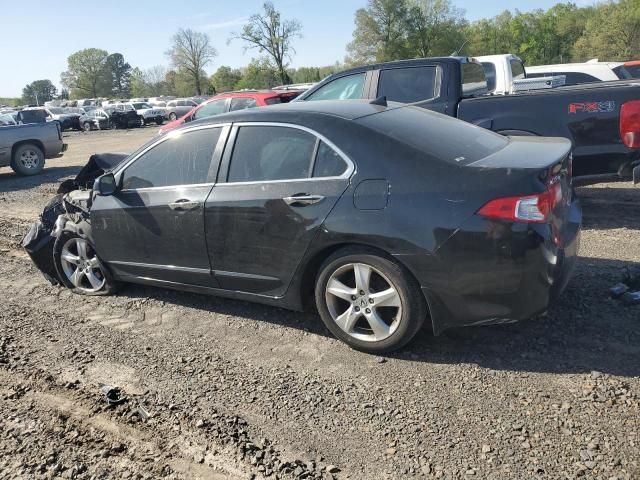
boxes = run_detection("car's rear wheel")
[315,248,426,353]
[169,112,177,121]
[82,121,92,132]
[53,232,118,296]
[11,144,45,176]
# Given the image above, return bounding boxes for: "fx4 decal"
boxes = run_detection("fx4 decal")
[568,101,616,114]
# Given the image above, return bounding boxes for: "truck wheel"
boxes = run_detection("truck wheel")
[11,144,45,176]
[169,112,177,121]
[82,122,92,132]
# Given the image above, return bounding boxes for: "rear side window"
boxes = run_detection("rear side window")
[122,128,221,189]
[378,66,437,103]
[462,63,488,97]
[313,142,347,178]
[481,62,497,92]
[193,99,227,120]
[306,73,365,101]
[229,97,258,111]
[228,126,316,182]
[265,97,282,105]
[510,60,525,79]
[356,106,507,166]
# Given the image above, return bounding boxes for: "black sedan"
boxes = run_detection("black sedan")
[24,100,581,353]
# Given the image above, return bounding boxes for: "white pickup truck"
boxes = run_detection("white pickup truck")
[475,54,566,95]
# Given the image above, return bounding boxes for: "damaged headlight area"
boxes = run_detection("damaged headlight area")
[22,153,128,285]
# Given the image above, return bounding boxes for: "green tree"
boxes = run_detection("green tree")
[61,48,110,98]
[230,2,302,85]
[166,28,217,96]
[406,0,466,57]
[21,79,57,105]
[210,66,243,93]
[106,53,132,97]
[574,0,640,61]
[234,58,280,90]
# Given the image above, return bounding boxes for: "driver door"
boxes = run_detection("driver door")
[91,125,229,287]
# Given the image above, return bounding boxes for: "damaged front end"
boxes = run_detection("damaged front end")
[21,153,128,285]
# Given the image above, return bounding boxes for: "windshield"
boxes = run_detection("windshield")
[49,107,64,114]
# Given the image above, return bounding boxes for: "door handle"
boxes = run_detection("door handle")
[282,194,325,206]
[168,199,201,211]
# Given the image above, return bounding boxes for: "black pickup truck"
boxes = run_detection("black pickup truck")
[296,57,640,179]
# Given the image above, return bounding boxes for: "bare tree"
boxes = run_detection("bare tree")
[230,2,302,85]
[166,28,217,95]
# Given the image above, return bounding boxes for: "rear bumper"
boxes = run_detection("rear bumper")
[418,198,582,335]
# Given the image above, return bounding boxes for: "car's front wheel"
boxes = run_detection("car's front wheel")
[53,231,118,296]
[82,121,92,132]
[315,248,426,353]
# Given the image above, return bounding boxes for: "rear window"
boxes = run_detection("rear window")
[462,63,488,97]
[377,66,438,103]
[356,106,508,166]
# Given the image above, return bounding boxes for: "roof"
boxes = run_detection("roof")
[325,56,470,79]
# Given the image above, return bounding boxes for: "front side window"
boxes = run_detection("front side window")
[510,60,525,79]
[313,141,347,177]
[122,127,221,189]
[229,97,258,111]
[193,100,227,120]
[227,126,316,182]
[306,73,365,101]
[378,66,438,103]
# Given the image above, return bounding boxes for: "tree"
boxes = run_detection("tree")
[234,57,280,90]
[106,53,132,97]
[210,66,243,93]
[406,0,466,58]
[166,28,217,96]
[61,48,110,98]
[574,0,640,61]
[230,2,302,85]
[21,80,57,105]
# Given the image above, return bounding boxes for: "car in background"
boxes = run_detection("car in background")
[103,105,140,129]
[79,109,111,131]
[22,107,81,131]
[165,98,200,121]
[125,102,166,126]
[0,121,66,175]
[159,90,303,134]
[526,59,640,86]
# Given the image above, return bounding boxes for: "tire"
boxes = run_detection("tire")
[139,116,146,127]
[155,117,164,125]
[315,247,426,353]
[169,112,177,121]
[53,229,119,296]
[82,122,92,132]
[11,143,45,176]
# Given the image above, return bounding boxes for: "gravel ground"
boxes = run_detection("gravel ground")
[0,128,638,480]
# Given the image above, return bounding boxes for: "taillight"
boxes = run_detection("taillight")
[477,181,562,224]
[620,100,640,148]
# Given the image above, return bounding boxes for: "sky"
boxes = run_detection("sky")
[0,0,597,97]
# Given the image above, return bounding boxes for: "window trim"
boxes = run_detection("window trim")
[219,122,355,185]
[114,123,231,192]
[376,65,441,104]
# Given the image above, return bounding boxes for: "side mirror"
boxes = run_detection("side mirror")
[94,172,118,196]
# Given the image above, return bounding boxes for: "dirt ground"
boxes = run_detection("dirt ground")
[0,128,638,480]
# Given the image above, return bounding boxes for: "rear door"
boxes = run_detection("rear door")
[205,123,354,296]
[92,125,229,287]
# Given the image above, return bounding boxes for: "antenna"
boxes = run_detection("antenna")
[451,40,469,57]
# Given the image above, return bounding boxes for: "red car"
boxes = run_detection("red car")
[159,90,302,134]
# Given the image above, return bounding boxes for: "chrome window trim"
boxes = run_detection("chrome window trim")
[220,121,355,184]
[114,123,231,192]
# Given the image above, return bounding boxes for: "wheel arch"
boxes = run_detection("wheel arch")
[296,241,434,332]
[12,139,45,160]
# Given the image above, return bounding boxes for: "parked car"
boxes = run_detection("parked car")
[103,105,140,129]
[296,56,640,179]
[79,109,111,131]
[0,113,16,126]
[22,107,80,131]
[0,121,67,175]
[159,90,303,134]
[477,54,567,94]
[165,98,200,121]
[526,59,640,85]
[125,102,166,126]
[24,101,580,352]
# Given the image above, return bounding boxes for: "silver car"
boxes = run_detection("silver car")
[164,98,199,121]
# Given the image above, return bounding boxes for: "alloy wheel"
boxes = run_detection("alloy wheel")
[325,262,402,342]
[60,238,106,293]
[19,149,40,170]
